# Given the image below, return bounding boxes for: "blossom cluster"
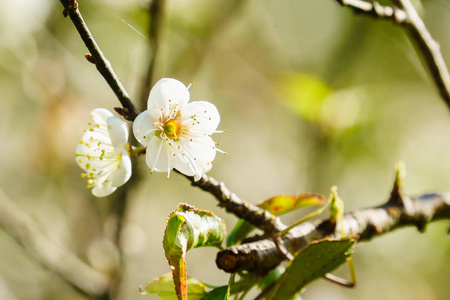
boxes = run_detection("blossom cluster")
[76,78,223,197]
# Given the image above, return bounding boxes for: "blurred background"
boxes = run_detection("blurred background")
[0,0,449,299]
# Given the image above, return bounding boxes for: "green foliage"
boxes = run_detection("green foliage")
[329,187,345,236]
[163,204,226,300]
[203,274,235,300]
[277,73,332,123]
[227,193,325,246]
[267,238,356,300]
[139,273,207,300]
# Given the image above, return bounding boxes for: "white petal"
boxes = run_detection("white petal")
[148,78,190,109]
[173,137,216,176]
[171,152,196,177]
[145,136,170,173]
[133,110,157,146]
[193,171,202,181]
[109,151,132,187]
[107,116,129,153]
[185,138,216,173]
[76,131,113,158]
[183,101,220,134]
[92,181,116,197]
[90,108,114,125]
[82,128,112,146]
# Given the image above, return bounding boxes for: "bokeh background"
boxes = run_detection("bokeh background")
[0,0,449,299]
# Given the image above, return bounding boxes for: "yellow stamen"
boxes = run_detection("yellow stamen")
[163,119,180,140]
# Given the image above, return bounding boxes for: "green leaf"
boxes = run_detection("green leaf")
[227,194,325,246]
[203,274,235,300]
[203,286,229,300]
[259,194,326,216]
[276,73,332,123]
[139,273,207,300]
[163,203,226,300]
[268,238,356,300]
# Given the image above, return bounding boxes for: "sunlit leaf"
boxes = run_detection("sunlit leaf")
[260,194,325,216]
[276,73,332,123]
[227,194,325,246]
[163,203,226,300]
[139,273,207,300]
[267,238,356,300]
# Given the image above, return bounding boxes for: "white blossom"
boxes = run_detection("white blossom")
[133,78,223,181]
[76,108,132,197]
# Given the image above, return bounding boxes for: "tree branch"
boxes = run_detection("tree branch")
[336,0,407,22]
[184,174,287,235]
[334,0,450,109]
[0,189,110,298]
[392,0,450,108]
[216,191,450,273]
[60,0,140,120]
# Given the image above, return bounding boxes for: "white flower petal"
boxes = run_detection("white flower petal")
[133,110,157,146]
[171,152,196,177]
[132,78,223,179]
[92,180,116,197]
[109,151,132,187]
[148,78,190,109]
[183,101,220,134]
[145,136,170,173]
[107,116,128,153]
[90,108,113,125]
[76,108,132,197]
[181,137,216,172]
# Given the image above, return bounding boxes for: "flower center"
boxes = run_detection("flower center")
[163,119,180,140]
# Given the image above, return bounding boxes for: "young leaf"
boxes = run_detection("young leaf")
[203,274,235,300]
[329,187,345,236]
[163,203,226,300]
[139,273,207,300]
[267,238,356,300]
[227,194,325,246]
[259,194,326,216]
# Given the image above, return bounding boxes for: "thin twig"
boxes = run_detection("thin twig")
[216,191,450,273]
[391,0,450,108]
[137,0,166,109]
[184,174,287,235]
[336,0,407,22]
[0,189,110,298]
[334,0,450,109]
[60,0,140,120]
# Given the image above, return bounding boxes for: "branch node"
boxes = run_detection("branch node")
[273,233,294,261]
[372,1,383,16]
[388,161,406,206]
[414,217,428,233]
[84,53,95,64]
[68,0,78,10]
[114,107,132,120]
[393,7,408,24]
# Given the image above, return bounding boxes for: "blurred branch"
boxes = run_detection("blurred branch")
[336,0,407,22]
[60,0,140,120]
[334,0,450,109]
[391,0,450,108]
[137,0,166,109]
[184,174,287,235]
[0,189,110,298]
[216,191,450,273]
